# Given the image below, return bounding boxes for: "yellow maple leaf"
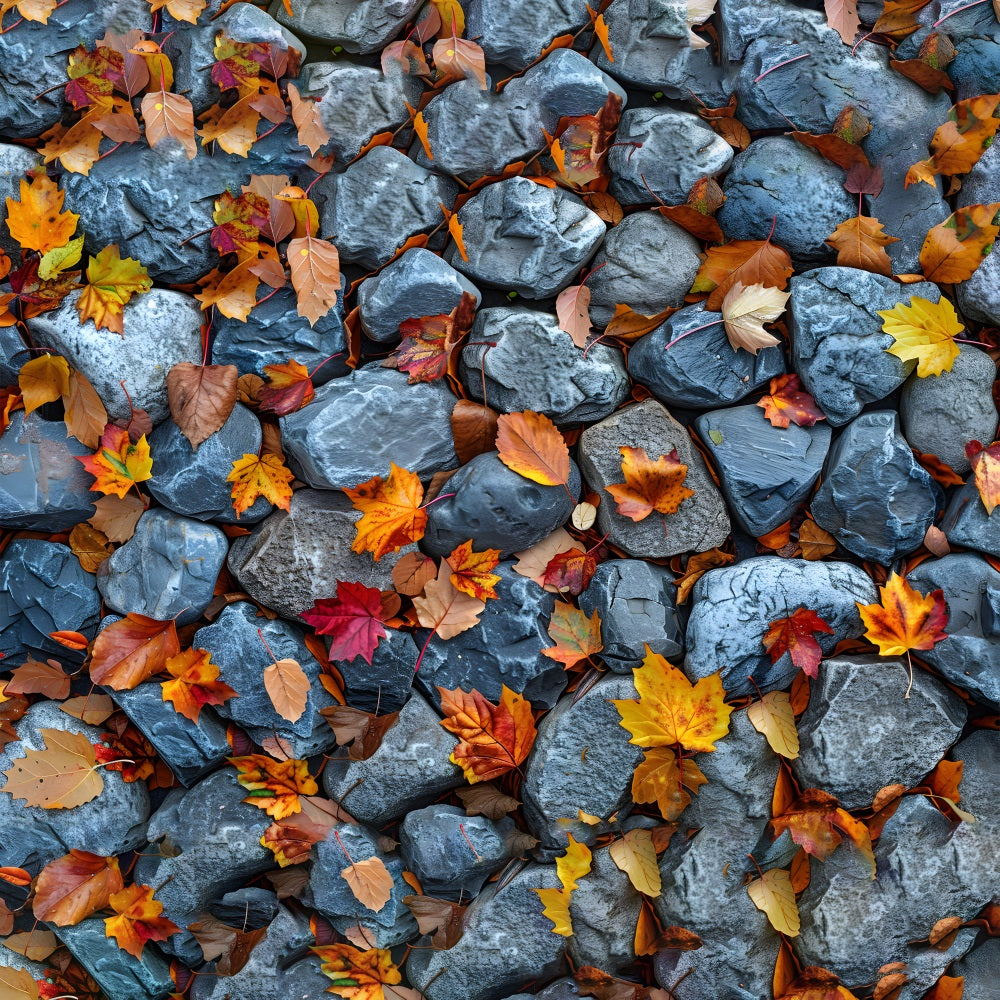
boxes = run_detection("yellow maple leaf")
[77,245,152,335]
[226,452,294,517]
[534,834,592,937]
[877,295,963,377]
[76,424,153,499]
[857,572,949,656]
[4,173,78,253]
[631,745,707,821]
[343,462,427,561]
[612,646,733,753]
[18,353,70,415]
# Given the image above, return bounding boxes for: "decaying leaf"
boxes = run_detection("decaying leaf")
[166,362,238,450]
[542,601,603,668]
[403,894,466,949]
[33,851,123,926]
[967,439,1000,514]
[321,705,400,761]
[758,374,826,429]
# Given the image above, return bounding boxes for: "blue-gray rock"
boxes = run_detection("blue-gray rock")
[407,864,565,1000]
[195,602,337,757]
[466,0,590,67]
[421,452,581,558]
[793,655,967,810]
[695,404,832,536]
[578,559,683,672]
[108,680,231,788]
[336,628,418,714]
[460,307,630,424]
[26,289,203,424]
[447,177,605,298]
[414,563,566,709]
[148,404,271,524]
[717,137,855,266]
[717,0,809,63]
[0,702,149,871]
[587,212,701,327]
[97,509,228,626]
[956,142,1000,327]
[280,365,458,490]
[269,0,421,52]
[522,673,643,850]
[53,916,173,1000]
[0,540,100,663]
[811,410,940,564]
[133,770,273,967]
[323,691,463,827]
[684,557,877,697]
[227,490,409,620]
[211,283,348,385]
[0,143,41,259]
[941,476,1000,558]
[315,146,457,269]
[400,804,518,900]
[951,939,1000,999]
[310,821,417,947]
[900,347,998,475]
[790,268,944,426]
[609,108,733,207]
[577,399,731,558]
[208,887,279,928]
[907,554,1000,709]
[627,302,786,410]
[0,322,29,385]
[357,247,481,343]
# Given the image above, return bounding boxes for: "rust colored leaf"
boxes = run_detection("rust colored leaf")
[64,369,108,449]
[88,492,146,544]
[920,202,1000,283]
[798,520,837,560]
[607,446,694,522]
[824,0,860,45]
[387,291,476,383]
[907,94,1000,186]
[257,359,314,416]
[104,884,181,959]
[391,551,437,596]
[857,572,949,656]
[773,787,875,874]
[403,894,466,949]
[758,374,826,428]
[923,976,965,1000]
[341,855,394,913]
[59,693,116,726]
[160,647,237,724]
[763,608,835,679]
[826,216,900,275]
[141,90,196,158]
[188,915,266,975]
[90,613,180,690]
[542,546,599,596]
[693,239,795,313]
[33,851,123,926]
[2,929,58,962]
[166,362,238,450]
[542,601,603,668]
[288,235,340,326]
[432,34,487,89]
[451,399,499,463]
[260,794,353,867]
[287,83,331,155]
[344,462,427,561]
[6,657,71,699]
[604,303,676,343]
[455,782,521,819]
[321,705,400,761]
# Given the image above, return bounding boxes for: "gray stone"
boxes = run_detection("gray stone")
[108,680,231,788]
[0,701,149,871]
[951,939,1000,1000]
[627,302,786,410]
[357,247,482,343]
[194,602,337,757]
[0,144,41,259]
[280,365,458,489]
[695,404,832,536]
[54,916,173,1000]
[941,476,1000,558]
[466,0,590,68]
[0,539,100,663]
[578,559,683,672]
[421,452,581,558]
[270,0,421,52]
[407,864,565,1000]
[0,412,96,531]
[0,323,29,386]
[323,692,463,827]
[26,289,203,424]
[900,348,998,475]
[609,108,733,207]
[956,142,1000,326]
[61,141,238,286]
[211,283,348,385]
[717,0,809,63]
[133,770,274,967]
[414,563,567,710]
[309,822,417,947]
[577,399,731,558]
[794,655,967,810]
[522,673,643,849]
[400,804,518,900]
[811,410,940,564]
[97,509,228,626]
[790,268,944,426]
[447,177,606,298]
[227,490,409,620]
[587,212,701,327]
[461,307,630,424]
[315,146,457,269]
[684,557,877,697]
[336,627,418,714]
[907,554,1000,709]
[148,404,270,524]
[717,137,855,267]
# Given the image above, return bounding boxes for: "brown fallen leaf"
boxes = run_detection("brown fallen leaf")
[288,235,340,326]
[2,728,104,809]
[166,362,238,450]
[413,563,485,640]
[826,216,899,276]
[69,522,113,573]
[341,855,394,913]
[264,657,310,723]
[141,90,196,158]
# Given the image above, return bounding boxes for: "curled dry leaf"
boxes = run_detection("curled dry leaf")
[967,439,1000,514]
[90,613,180,689]
[321,705,400,761]
[404,894,466,949]
[720,281,789,354]
[264,656,310,723]
[166,362,238,450]
[534,834,591,936]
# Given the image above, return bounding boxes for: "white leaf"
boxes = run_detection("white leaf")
[721,281,789,354]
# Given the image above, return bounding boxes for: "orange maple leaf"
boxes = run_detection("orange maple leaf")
[857,572,949,657]
[542,601,603,668]
[772,788,875,876]
[76,423,152,499]
[160,648,237,724]
[762,607,835,679]
[229,754,318,820]
[757,374,827,429]
[445,539,502,600]
[606,446,694,522]
[311,942,403,1000]
[4,172,79,253]
[438,684,537,783]
[227,452,294,517]
[344,462,427,561]
[966,439,1000,514]
[257,359,315,416]
[103,884,181,959]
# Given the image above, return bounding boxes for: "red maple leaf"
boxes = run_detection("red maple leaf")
[757,374,826,429]
[542,547,599,596]
[301,581,394,665]
[762,607,835,678]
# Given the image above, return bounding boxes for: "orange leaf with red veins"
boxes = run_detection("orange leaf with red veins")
[104,884,181,959]
[762,608,835,679]
[387,291,477,384]
[4,173,79,253]
[160,648,237,724]
[772,788,875,875]
[257,359,315,416]
[496,410,571,487]
[757,374,827,428]
[76,423,153,499]
[229,754,318,819]
[344,462,427,560]
[288,235,340,327]
[857,572,949,656]
[446,540,502,600]
[542,547,598,595]
[966,439,1000,514]
[287,83,331,155]
[606,446,694,522]
[438,684,538,783]
[227,452,294,516]
[90,613,180,690]
[33,851,124,926]
[301,581,392,664]
[542,601,602,668]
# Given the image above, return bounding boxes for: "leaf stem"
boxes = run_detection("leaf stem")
[413,626,438,672]
[754,53,810,84]
[934,0,988,26]
[662,317,725,351]
[418,492,456,510]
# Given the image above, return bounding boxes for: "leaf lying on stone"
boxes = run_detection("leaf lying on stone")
[757,373,826,428]
[747,691,800,759]
[229,754,318,819]
[227,452,294,516]
[4,172,79,253]
[856,572,949,657]
[303,582,394,664]
[607,446,694,523]
[321,705,401,761]
[631,746,706,821]
[826,215,899,275]
[166,362,238,450]
[877,294,964,376]
[413,562,486,639]
[721,281,788,354]
[763,607,835,679]
[609,828,661,897]
[496,410,571,488]
[76,423,153,499]
[345,462,427,560]
[966,439,1000,514]
[2,728,104,809]
[543,601,603,669]
[919,203,1000,284]
[772,787,875,874]
[160,648,237,724]
[104,884,181,959]
[33,850,123,926]
[535,834,591,936]
[747,868,800,937]
[692,237,794,312]
[312,942,403,1000]
[90,613,179,689]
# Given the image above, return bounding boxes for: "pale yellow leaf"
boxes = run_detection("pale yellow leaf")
[747,868,800,937]
[747,691,800,759]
